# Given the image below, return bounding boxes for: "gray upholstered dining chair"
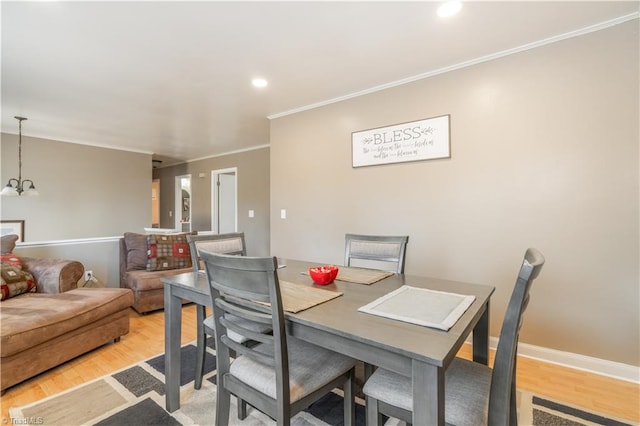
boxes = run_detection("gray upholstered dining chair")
[362,248,545,426]
[344,233,409,383]
[186,232,265,390]
[344,234,409,274]
[200,251,357,426]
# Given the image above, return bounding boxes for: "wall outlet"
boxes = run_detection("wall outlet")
[84,270,94,282]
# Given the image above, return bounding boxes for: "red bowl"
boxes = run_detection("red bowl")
[308,265,339,285]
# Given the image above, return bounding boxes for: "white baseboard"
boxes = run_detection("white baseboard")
[472,337,639,384]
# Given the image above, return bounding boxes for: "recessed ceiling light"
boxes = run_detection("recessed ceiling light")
[252,78,268,88]
[437,1,462,18]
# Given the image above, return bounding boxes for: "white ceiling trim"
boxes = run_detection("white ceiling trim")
[168,144,271,168]
[2,130,155,156]
[268,12,640,121]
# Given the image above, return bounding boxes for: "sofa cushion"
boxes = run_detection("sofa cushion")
[146,234,192,271]
[123,232,148,271]
[1,257,36,301]
[0,288,133,357]
[124,267,191,292]
[1,235,19,254]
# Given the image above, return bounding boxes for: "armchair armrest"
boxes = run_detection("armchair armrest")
[21,257,84,294]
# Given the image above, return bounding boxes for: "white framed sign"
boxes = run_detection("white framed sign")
[352,115,450,168]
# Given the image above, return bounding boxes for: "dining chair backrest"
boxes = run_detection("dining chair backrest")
[187,232,246,274]
[344,234,409,274]
[187,232,248,394]
[488,247,545,425]
[200,251,291,408]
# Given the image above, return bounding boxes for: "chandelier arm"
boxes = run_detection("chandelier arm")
[2,116,36,197]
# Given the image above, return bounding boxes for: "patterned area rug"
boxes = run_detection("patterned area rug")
[9,340,634,426]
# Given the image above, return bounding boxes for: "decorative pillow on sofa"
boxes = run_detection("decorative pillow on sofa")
[1,256,36,300]
[1,234,19,254]
[1,253,23,268]
[146,234,192,272]
[124,232,148,271]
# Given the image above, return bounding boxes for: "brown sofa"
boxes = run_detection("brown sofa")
[0,240,133,392]
[119,232,193,314]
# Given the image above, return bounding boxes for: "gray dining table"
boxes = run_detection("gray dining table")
[162,259,494,426]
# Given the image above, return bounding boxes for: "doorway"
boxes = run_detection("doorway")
[151,179,160,227]
[175,174,192,232]
[211,168,237,234]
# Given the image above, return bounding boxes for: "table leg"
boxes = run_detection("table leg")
[412,360,444,426]
[165,285,182,412]
[473,300,490,365]
[194,304,206,389]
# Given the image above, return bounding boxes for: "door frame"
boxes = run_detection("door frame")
[175,174,192,232]
[152,179,160,227]
[211,167,238,234]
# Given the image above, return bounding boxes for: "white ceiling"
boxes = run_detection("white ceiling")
[2,1,638,167]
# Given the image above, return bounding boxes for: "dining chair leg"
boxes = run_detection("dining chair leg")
[216,379,231,426]
[366,396,382,426]
[364,362,375,381]
[343,368,355,426]
[237,399,247,420]
[194,304,206,389]
[276,406,291,426]
[362,359,377,425]
[509,379,518,426]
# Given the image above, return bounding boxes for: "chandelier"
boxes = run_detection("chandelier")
[1,116,39,196]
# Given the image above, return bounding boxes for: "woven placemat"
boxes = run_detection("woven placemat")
[335,267,394,285]
[278,280,343,313]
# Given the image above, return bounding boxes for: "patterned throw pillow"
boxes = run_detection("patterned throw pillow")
[1,256,36,300]
[146,234,192,272]
[1,253,23,268]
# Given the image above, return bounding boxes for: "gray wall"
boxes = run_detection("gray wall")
[270,21,639,366]
[153,147,270,256]
[1,133,151,240]
[1,134,151,287]
[13,238,121,289]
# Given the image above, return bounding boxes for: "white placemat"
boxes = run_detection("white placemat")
[358,285,476,331]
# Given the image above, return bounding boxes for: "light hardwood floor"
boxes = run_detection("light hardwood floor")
[1,305,638,424]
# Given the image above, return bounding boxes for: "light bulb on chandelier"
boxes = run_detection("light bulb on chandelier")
[1,116,39,196]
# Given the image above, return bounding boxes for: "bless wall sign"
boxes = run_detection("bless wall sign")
[351,115,450,168]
